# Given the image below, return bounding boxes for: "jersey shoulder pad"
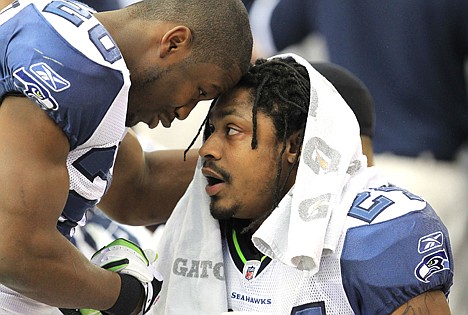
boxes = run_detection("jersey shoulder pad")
[347,185,427,225]
[341,205,453,314]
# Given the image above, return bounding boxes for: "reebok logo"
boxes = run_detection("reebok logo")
[31,62,70,92]
[418,231,443,254]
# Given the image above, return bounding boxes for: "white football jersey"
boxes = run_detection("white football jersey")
[223,186,453,314]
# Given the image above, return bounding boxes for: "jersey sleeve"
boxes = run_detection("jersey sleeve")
[340,205,453,315]
[1,1,128,150]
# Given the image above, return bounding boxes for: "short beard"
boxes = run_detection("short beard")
[209,197,241,220]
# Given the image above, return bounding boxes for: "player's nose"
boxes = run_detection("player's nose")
[175,101,198,120]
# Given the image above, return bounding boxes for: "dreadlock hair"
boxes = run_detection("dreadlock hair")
[186,57,311,231]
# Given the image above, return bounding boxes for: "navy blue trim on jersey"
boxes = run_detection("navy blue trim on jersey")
[1,4,125,150]
[72,145,117,182]
[58,190,97,240]
[78,209,143,251]
[222,219,272,277]
[57,218,80,240]
[290,301,326,315]
[63,190,96,222]
[341,205,453,314]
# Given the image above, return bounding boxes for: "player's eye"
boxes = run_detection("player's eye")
[199,89,207,97]
[226,126,239,136]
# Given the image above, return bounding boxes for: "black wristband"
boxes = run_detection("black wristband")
[104,273,144,315]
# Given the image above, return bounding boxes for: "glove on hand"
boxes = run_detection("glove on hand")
[60,239,162,315]
[91,238,155,282]
[91,238,163,314]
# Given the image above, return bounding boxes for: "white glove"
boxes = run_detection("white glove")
[60,239,162,315]
[91,238,158,282]
[91,238,163,315]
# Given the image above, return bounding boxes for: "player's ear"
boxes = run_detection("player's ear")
[159,26,193,58]
[285,131,302,164]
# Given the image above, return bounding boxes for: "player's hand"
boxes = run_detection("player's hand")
[60,239,162,315]
[91,238,163,315]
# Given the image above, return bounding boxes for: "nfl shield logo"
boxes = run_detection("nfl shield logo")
[245,265,255,280]
[243,260,261,281]
[245,266,255,280]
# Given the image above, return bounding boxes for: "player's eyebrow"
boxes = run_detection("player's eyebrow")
[210,99,251,122]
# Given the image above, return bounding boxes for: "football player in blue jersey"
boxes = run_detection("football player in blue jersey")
[154,54,453,314]
[0,0,252,314]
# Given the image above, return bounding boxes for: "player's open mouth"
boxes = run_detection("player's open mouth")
[202,168,227,196]
[206,176,224,186]
[205,176,225,196]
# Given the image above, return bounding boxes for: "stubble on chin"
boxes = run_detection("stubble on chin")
[209,197,240,220]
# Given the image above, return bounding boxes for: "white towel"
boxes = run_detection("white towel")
[153,53,387,314]
[251,53,380,275]
[153,158,227,315]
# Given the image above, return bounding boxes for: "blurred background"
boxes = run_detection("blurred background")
[81,0,468,312]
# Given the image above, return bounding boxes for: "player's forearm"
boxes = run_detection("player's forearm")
[390,290,451,315]
[0,229,120,310]
[101,149,198,226]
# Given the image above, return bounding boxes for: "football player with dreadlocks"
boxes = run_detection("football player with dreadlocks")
[0,0,252,313]
[154,54,453,314]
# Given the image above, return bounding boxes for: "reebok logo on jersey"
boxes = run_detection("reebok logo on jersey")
[418,231,443,254]
[31,62,70,92]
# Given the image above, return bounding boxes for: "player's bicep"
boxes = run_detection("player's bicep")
[0,96,70,233]
[390,290,451,315]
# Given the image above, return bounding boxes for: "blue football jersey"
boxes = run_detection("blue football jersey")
[0,0,131,238]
